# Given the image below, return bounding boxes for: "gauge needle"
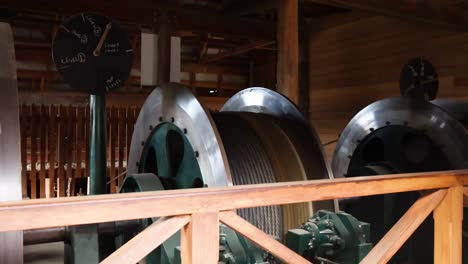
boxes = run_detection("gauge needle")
[93,22,112,56]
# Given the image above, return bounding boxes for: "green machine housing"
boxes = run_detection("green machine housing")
[286,210,372,264]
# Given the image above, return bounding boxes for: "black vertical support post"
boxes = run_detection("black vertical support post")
[89,94,107,195]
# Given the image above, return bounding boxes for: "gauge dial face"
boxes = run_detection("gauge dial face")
[52,13,133,94]
[400,57,438,101]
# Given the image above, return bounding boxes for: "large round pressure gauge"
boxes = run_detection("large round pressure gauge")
[52,13,133,94]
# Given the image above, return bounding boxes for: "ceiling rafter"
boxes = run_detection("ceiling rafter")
[306,0,468,31]
[1,0,276,39]
[201,39,275,64]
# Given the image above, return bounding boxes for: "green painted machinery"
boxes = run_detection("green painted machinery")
[60,84,374,264]
[286,210,372,264]
[116,120,275,264]
[118,173,276,264]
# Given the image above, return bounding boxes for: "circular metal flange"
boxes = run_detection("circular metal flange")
[128,82,232,187]
[332,97,468,178]
[222,87,332,182]
[431,99,468,128]
[221,87,306,121]
[221,87,335,213]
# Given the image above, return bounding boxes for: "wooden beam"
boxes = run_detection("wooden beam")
[463,187,468,206]
[308,10,374,32]
[219,211,310,264]
[217,74,224,96]
[180,212,219,263]
[201,40,275,64]
[306,0,468,31]
[167,7,276,39]
[277,0,299,104]
[199,41,208,61]
[101,215,190,264]
[3,0,276,39]
[298,10,309,115]
[188,72,196,94]
[434,186,463,264]
[182,36,239,49]
[224,0,278,16]
[0,170,466,232]
[157,17,171,85]
[181,62,248,76]
[180,80,245,91]
[180,219,192,264]
[17,69,61,80]
[19,90,146,106]
[361,189,447,264]
[18,90,229,110]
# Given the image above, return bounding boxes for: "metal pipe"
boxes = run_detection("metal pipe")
[23,227,66,245]
[89,94,107,195]
[23,221,141,245]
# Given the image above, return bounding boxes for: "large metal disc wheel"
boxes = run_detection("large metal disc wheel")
[122,83,333,263]
[332,97,468,263]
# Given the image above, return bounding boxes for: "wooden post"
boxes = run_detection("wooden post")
[277,0,299,105]
[189,72,196,94]
[181,212,219,264]
[39,105,47,198]
[217,74,224,96]
[101,216,190,264]
[157,16,171,85]
[298,10,310,116]
[361,189,447,264]
[434,186,463,264]
[219,211,310,264]
[30,105,38,199]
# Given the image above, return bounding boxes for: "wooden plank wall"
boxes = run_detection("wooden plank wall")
[19,105,140,198]
[309,15,468,162]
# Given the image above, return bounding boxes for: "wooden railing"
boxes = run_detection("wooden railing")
[1,170,467,263]
[19,104,140,198]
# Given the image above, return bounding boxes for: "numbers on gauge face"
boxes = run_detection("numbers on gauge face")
[52,13,133,95]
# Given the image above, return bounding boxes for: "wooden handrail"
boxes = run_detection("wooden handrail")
[434,186,464,263]
[0,170,467,232]
[361,189,448,263]
[219,211,311,264]
[1,170,467,264]
[102,215,191,264]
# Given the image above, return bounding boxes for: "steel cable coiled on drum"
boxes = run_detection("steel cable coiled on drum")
[213,112,283,238]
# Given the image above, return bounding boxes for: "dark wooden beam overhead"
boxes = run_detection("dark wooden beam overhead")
[200,40,275,64]
[223,0,277,16]
[308,10,373,32]
[157,14,171,85]
[166,7,275,39]
[277,0,299,105]
[1,0,276,39]
[181,63,248,75]
[199,37,209,61]
[182,36,241,49]
[18,90,230,108]
[305,0,468,31]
